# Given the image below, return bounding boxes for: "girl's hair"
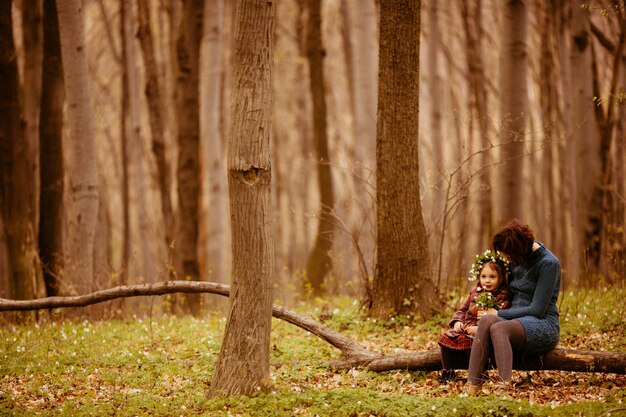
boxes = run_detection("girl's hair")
[479,261,507,288]
[491,218,535,266]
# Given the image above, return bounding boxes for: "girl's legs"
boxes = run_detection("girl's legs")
[440,346,470,370]
[467,315,501,385]
[490,319,525,382]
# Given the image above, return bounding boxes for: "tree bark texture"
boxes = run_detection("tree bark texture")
[174,0,203,314]
[0,2,41,301]
[0,281,623,374]
[56,0,100,295]
[305,0,336,297]
[498,0,528,222]
[207,0,276,398]
[39,0,65,297]
[371,0,442,319]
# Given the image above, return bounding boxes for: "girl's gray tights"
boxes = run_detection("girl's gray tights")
[467,315,525,385]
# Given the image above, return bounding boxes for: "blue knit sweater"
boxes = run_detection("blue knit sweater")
[497,243,561,353]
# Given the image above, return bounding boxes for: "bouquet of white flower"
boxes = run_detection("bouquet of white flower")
[474,290,500,310]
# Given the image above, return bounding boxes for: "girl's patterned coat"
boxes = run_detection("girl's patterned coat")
[438,286,512,351]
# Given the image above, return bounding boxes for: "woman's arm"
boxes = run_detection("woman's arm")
[498,260,560,319]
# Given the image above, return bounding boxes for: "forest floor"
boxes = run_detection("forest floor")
[0,286,624,416]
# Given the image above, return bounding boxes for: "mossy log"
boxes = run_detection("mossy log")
[1,281,624,374]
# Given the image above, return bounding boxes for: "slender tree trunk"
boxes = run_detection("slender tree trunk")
[137,0,175,254]
[589,10,626,280]
[120,0,131,288]
[342,0,377,284]
[370,0,442,320]
[538,0,560,254]
[461,0,493,248]
[174,0,203,314]
[207,0,275,397]
[0,2,41,301]
[22,0,44,234]
[426,0,444,233]
[200,0,229,285]
[557,0,577,283]
[305,0,335,297]
[56,0,100,295]
[39,0,65,296]
[125,0,155,285]
[614,27,626,281]
[570,2,600,282]
[499,0,528,222]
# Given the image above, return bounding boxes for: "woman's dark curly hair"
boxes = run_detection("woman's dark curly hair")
[490,219,535,266]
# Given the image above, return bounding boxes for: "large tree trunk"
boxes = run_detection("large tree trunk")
[174,0,203,314]
[305,0,336,297]
[207,0,276,397]
[498,0,528,222]
[1,281,624,375]
[0,2,41,301]
[370,0,442,319]
[39,0,65,297]
[56,0,100,295]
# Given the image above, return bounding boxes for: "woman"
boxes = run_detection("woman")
[465,219,561,395]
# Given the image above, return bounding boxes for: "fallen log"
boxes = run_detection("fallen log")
[329,347,626,374]
[1,281,624,374]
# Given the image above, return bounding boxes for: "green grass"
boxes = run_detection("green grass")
[0,287,624,416]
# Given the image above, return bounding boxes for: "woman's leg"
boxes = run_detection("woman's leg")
[490,319,525,382]
[467,315,502,385]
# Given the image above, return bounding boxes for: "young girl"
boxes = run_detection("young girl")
[438,250,512,382]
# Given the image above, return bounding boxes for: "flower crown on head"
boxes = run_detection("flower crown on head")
[468,249,511,282]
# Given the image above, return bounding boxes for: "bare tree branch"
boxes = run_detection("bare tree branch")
[1,281,624,373]
[0,281,372,359]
